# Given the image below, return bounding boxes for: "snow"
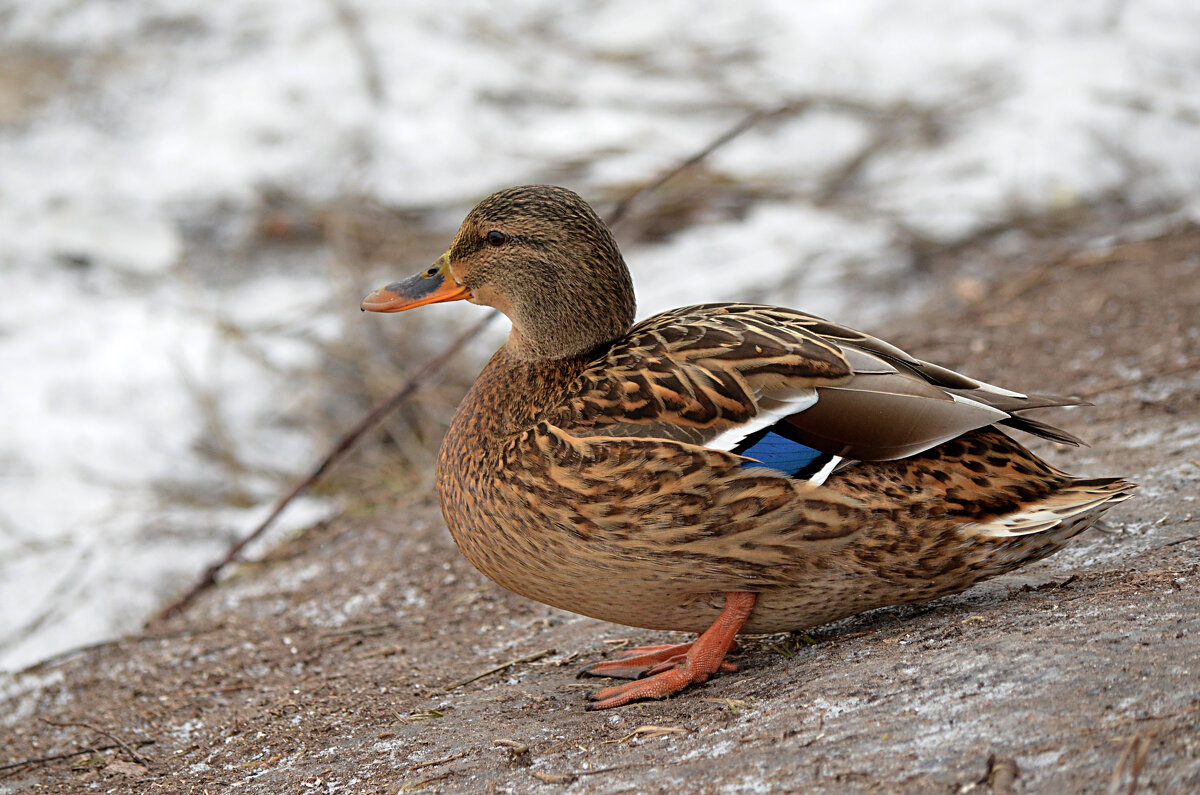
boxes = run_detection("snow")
[2,0,1200,670]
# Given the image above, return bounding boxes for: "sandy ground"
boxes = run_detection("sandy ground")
[2,220,1199,793]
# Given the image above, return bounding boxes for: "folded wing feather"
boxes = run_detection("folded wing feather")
[550,304,1082,469]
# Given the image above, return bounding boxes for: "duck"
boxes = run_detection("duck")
[361,185,1134,710]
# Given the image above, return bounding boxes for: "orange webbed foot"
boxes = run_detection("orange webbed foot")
[581,592,756,710]
[580,641,741,680]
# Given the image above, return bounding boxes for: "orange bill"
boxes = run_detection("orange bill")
[361,255,470,313]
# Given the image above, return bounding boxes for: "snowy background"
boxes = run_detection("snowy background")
[1,0,1198,670]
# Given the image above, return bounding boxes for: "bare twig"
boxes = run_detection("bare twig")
[325,0,385,105]
[0,548,91,658]
[399,771,456,791]
[154,310,499,622]
[0,741,156,776]
[320,620,406,638]
[605,104,799,227]
[404,751,467,773]
[1109,733,1153,795]
[16,625,230,676]
[39,720,150,767]
[1076,356,1200,399]
[172,683,254,697]
[355,644,406,660]
[813,123,893,207]
[441,648,555,692]
[532,763,651,785]
[604,725,689,744]
[1160,535,1199,548]
[994,231,1193,306]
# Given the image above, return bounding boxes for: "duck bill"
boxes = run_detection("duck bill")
[361,255,470,313]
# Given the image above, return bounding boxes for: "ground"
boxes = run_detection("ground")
[2,220,1199,794]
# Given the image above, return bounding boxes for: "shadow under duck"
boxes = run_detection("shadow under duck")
[362,185,1134,710]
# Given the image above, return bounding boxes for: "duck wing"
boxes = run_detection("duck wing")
[546,303,1082,472]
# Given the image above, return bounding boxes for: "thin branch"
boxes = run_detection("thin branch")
[39,720,150,767]
[441,648,555,692]
[325,0,385,105]
[16,625,231,676]
[0,741,156,776]
[605,103,801,227]
[1076,356,1200,399]
[813,123,893,207]
[533,763,652,784]
[320,620,407,638]
[1109,733,1153,795]
[154,310,499,622]
[1159,535,1199,549]
[404,750,468,773]
[399,771,456,791]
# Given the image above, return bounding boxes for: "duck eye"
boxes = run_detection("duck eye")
[486,230,507,247]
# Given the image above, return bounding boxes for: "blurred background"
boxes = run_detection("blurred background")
[1,0,1198,671]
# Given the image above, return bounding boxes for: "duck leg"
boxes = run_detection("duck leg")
[584,592,756,709]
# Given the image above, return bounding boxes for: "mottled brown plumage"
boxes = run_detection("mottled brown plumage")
[363,185,1134,709]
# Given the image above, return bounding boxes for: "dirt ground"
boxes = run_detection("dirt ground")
[2,219,1199,794]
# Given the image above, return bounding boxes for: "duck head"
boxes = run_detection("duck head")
[362,185,636,361]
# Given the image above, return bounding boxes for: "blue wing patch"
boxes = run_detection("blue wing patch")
[737,430,824,476]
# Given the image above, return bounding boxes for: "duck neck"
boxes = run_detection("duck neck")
[499,255,636,361]
[504,323,615,362]
[443,345,593,460]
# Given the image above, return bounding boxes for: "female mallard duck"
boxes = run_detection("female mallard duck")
[362,185,1133,709]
